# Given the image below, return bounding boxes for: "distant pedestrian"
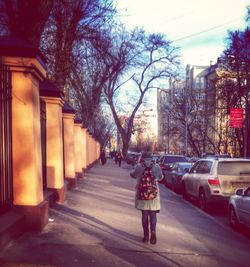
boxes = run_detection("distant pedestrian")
[110,150,116,159]
[130,152,163,244]
[100,150,106,165]
[116,151,123,167]
[114,151,118,164]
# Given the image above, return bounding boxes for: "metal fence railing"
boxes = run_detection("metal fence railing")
[0,63,13,214]
[40,99,47,190]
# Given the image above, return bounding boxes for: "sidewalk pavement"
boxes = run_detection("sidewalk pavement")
[0,159,174,267]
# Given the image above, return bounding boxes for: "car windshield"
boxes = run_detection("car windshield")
[218,161,250,176]
[163,156,187,164]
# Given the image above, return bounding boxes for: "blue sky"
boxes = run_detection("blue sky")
[117,0,249,66]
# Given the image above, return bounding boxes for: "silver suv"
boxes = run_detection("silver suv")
[182,158,250,211]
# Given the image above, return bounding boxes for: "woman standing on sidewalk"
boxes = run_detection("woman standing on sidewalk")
[130,152,164,245]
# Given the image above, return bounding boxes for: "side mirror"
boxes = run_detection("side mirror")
[235,188,244,196]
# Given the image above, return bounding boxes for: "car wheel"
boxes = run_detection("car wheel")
[182,183,189,200]
[229,206,239,229]
[199,189,208,211]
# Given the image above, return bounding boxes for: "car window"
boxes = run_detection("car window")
[163,156,187,164]
[180,166,188,172]
[196,161,212,174]
[245,188,250,197]
[218,161,250,176]
[172,166,178,171]
[179,163,192,171]
[159,156,164,163]
[189,161,200,173]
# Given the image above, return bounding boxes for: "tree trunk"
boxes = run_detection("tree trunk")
[121,137,129,159]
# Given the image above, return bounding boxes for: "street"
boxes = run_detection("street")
[0,159,250,267]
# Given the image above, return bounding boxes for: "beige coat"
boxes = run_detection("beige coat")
[130,160,164,211]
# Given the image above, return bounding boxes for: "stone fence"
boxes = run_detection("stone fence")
[0,36,100,250]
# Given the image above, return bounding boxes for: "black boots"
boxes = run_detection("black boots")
[142,231,156,244]
[150,231,157,244]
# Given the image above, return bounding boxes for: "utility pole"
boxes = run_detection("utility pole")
[167,114,170,153]
[243,93,249,158]
[184,86,188,156]
[243,65,250,158]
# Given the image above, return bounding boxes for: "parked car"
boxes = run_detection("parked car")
[159,154,189,171]
[201,152,231,159]
[182,158,250,211]
[158,154,189,182]
[164,162,193,193]
[126,152,141,166]
[188,157,200,163]
[228,186,250,229]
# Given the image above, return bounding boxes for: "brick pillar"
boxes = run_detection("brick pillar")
[1,36,48,231]
[86,130,91,168]
[40,80,65,203]
[81,127,87,173]
[62,102,76,189]
[74,119,83,178]
[96,141,101,162]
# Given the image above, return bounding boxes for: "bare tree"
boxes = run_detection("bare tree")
[41,0,115,94]
[39,0,117,144]
[246,5,250,21]
[0,0,53,47]
[0,0,119,147]
[218,26,250,157]
[160,81,221,157]
[68,32,113,128]
[91,109,115,150]
[101,29,180,157]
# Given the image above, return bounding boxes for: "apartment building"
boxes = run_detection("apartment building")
[157,78,186,154]
[157,64,216,157]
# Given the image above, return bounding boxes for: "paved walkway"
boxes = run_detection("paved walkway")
[2,159,250,267]
[0,159,174,267]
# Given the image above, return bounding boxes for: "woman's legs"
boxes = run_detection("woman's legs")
[149,211,157,244]
[141,211,149,241]
[149,211,157,233]
[141,210,157,243]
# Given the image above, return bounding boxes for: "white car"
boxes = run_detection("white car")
[182,158,250,211]
[228,186,250,229]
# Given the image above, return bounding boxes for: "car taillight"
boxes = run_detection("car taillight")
[208,178,220,186]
